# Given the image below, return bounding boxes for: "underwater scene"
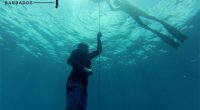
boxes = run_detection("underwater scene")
[0,0,200,110]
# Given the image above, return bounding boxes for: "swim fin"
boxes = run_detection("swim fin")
[155,31,180,48]
[161,21,188,42]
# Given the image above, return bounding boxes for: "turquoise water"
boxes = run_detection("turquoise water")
[0,0,200,110]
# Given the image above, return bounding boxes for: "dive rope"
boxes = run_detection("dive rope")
[98,0,101,110]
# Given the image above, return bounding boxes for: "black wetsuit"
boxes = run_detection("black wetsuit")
[67,49,101,87]
[67,40,102,88]
[66,38,102,110]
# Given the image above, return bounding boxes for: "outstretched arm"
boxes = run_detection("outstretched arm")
[88,32,102,59]
[106,0,121,11]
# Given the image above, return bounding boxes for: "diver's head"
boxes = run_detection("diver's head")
[113,0,121,6]
[77,43,89,53]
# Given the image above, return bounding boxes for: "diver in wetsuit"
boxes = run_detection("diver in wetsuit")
[66,32,102,110]
[106,0,188,48]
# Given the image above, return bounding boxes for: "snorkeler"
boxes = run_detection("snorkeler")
[66,32,102,110]
[106,0,188,48]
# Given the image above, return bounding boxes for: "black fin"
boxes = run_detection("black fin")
[161,21,188,42]
[155,31,180,48]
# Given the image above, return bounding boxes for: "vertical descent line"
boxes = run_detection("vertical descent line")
[98,0,101,31]
[98,0,101,110]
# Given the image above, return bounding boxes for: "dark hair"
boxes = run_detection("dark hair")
[77,43,89,49]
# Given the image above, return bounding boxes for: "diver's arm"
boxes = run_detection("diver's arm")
[97,32,102,53]
[88,32,102,59]
[106,0,121,11]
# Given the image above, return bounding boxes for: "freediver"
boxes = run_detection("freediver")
[66,32,102,110]
[106,0,188,48]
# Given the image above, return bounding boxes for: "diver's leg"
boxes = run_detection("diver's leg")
[136,10,159,21]
[66,87,82,110]
[78,87,87,110]
[142,14,188,42]
[159,21,188,42]
[134,16,180,48]
[152,30,180,48]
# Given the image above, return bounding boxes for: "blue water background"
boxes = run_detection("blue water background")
[0,0,200,110]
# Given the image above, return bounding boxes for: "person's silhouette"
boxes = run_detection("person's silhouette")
[66,32,102,110]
